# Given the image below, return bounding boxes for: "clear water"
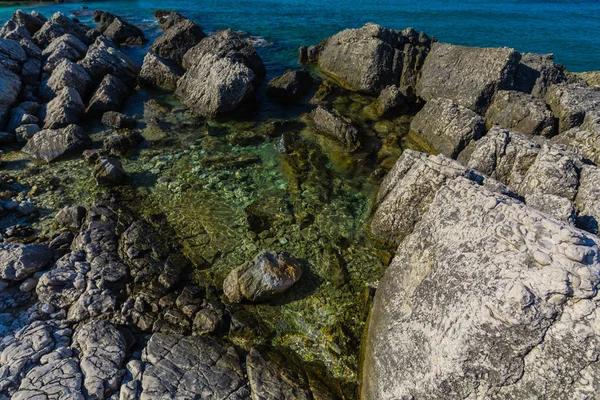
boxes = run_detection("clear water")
[1,0,599,73]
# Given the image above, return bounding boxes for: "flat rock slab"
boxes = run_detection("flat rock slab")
[416,42,520,114]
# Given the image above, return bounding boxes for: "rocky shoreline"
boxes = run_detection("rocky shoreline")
[0,5,599,400]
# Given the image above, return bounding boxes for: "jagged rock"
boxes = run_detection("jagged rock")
[134,333,250,398]
[298,44,323,64]
[0,67,21,130]
[485,90,555,136]
[22,124,90,163]
[576,71,600,87]
[373,85,406,116]
[39,58,92,101]
[79,36,140,85]
[41,86,85,129]
[0,243,52,282]
[246,347,312,400]
[102,15,146,45]
[55,205,87,230]
[192,306,227,335]
[514,53,567,97]
[6,101,39,133]
[151,18,206,65]
[0,38,27,66]
[410,97,485,158]
[7,10,46,36]
[102,131,143,156]
[316,23,432,96]
[21,57,41,85]
[101,111,136,129]
[93,156,129,186]
[371,150,513,243]
[416,42,521,114]
[553,114,600,164]
[574,164,600,234]
[545,83,600,133]
[310,106,359,151]
[86,74,129,114]
[223,250,302,303]
[15,124,39,143]
[12,358,83,400]
[266,69,313,103]
[42,33,88,72]
[33,12,88,49]
[139,52,184,90]
[525,192,576,223]
[73,320,127,399]
[155,11,187,30]
[363,176,600,399]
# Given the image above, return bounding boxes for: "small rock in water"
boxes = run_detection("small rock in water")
[223,250,303,303]
[93,156,129,186]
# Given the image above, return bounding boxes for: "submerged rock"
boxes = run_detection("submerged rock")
[485,90,555,136]
[410,97,485,158]
[101,111,136,129]
[22,124,90,163]
[363,176,600,399]
[267,69,313,103]
[223,251,302,303]
[416,42,521,114]
[310,106,360,151]
[93,156,129,186]
[139,52,184,90]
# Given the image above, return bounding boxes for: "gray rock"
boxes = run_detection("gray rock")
[102,16,146,45]
[553,114,600,164]
[40,58,92,101]
[15,123,39,143]
[42,33,88,73]
[86,74,129,114]
[151,18,206,65]
[310,106,360,151]
[21,57,41,85]
[139,52,183,90]
[136,333,249,399]
[574,164,600,234]
[0,243,52,281]
[486,90,555,136]
[545,83,600,133]
[79,36,139,86]
[223,250,302,303]
[22,124,90,163]
[73,320,127,399]
[12,358,83,400]
[514,53,567,97]
[416,42,521,114]
[41,86,85,129]
[266,69,313,103]
[6,10,46,36]
[0,67,21,130]
[33,12,88,49]
[0,38,26,65]
[37,251,88,309]
[363,176,600,399]
[55,205,86,230]
[525,192,576,224]
[246,347,312,400]
[101,111,136,129]
[316,23,432,96]
[575,71,600,87]
[410,97,485,158]
[373,85,406,116]
[93,156,128,186]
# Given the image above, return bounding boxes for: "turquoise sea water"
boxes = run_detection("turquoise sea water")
[0,0,599,74]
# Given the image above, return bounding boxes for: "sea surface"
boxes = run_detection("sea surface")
[1,0,599,74]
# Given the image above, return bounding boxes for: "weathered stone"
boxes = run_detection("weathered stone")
[486,90,555,136]
[93,156,129,186]
[410,97,485,158]
[0,67,21,130]
[41,86,85,129]
[576,71,600,87]
[0,38,26,66]
[525,192,576,224]
[545,83,600,133]
[22,124,90,163]
[139,52,184,90]
[373,85,406,116]
[310,106,359,151]
[363,176,600,399]
[514,53,567,97]
[55,205,86,230]
[15,123,39,143]
[553,117,600,165]
[101,111,136,130]
[40,58,92,101]
[574,164,600,234]
[6,101,39,133]
[21,57,41,85]
[266,69,313,103]
[0,243,52,281]
[416,42,521,114]
[33,12,88,49]
[42,33,88,72]
[223,251,303,303]
[78,36,139,85]
[7,10,46,36]
[102,16,146,45]
[151,18,206,65]
[86,74,129,114]
[12,358,83,400]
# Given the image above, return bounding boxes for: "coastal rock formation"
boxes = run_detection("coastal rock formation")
[39,58,92,101]
[33,12,88,49]
[315,23,432,97]
[151,18,206,65]
[41,33,88,72]
[514,53,567,97]
[93,10,146,45]
[410,97,485,158]
[267,69,313,103]
[139,52,184,90]
[545,83,600,133]
[416,43,521,114]
[485,90,555,136]
[86,74,129,114]
[22,124,90,163]
[311,106,360,151]
[363,176,600,399]
[373,85,406,116]
[553,113,600,164]
[0,243,52,282]
[223,251,303,303]
[78,36,139,85]
[0,67,20,129]
[176,30,265,116]
[41,86,85,129]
